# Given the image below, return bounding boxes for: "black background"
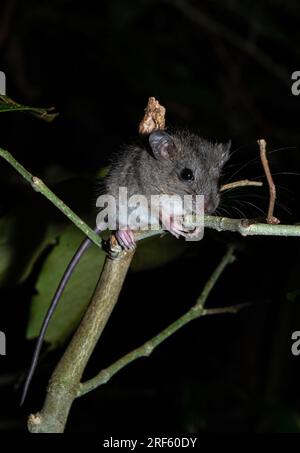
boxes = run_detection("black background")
[0,0,300,433]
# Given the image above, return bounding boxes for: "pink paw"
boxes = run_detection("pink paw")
[116,229,136,250]
[161,214,203,241]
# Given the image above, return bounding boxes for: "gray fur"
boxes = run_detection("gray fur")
[105,129,230,216]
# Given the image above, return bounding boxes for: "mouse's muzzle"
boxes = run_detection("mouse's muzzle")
[204,192,220,214]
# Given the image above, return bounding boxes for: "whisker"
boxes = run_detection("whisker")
[229,205,247,218]
[275,184,295,195]
[216,206,231,217]
[275,202,292,215]
[227,143,255,161]
[224,193,293,215]
[251,172,300,179]
[224,146,297,182]
[226,156,264,182]
[235,200,266,216]
[271,171,300,177]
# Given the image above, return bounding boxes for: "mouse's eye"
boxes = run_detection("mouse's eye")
[180,168,194,181]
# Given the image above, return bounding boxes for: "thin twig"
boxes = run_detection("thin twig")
[204,215,299,236]
[0,147,102,248]
[258,139,280,224]
[203,303,251,316]
[77,246,238,397]
[134,216,300,241]
[220,179,263,192]
[2,146,299,245]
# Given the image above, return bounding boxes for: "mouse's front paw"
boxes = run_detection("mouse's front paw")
[163,215,202,241]
[115,229,136,250]
[184,226,203,241]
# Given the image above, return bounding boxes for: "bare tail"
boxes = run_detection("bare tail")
[20,228,100,406]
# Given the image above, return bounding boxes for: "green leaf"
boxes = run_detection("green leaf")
[0,95,58,122]
[0,210,56,287]
[26,224,105,347]
[131,234,188,272]
[0,177,97,288]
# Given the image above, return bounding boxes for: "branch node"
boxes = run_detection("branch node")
[31,175,42,192]
[143,344,154,357]
[28,413,42,426]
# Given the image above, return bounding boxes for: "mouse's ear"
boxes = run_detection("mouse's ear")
[218,140,231,167]
[149,130,175,160]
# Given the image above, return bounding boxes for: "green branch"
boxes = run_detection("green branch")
[78,246,237,397]
[0,146,101,248]
[1,143,300,434]
[27,245,237,433]
[2,146,300,248]
[204,216,300,237]
[0,95,58,122]
[28,241,136,433]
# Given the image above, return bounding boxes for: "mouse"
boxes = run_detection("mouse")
[20,129,231,405]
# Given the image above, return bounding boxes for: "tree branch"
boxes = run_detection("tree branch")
[258,138,279,224]
[78,246,238,398]
[2,130,300,434]
[28,237,135,433]
[204,216,300,237]
[28,245,238,433]
[0,146,101,248]
[220,179,263,192]
[2,146,300,241]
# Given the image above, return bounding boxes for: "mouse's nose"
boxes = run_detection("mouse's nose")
[204,196,218,214]
[204,201,214,214]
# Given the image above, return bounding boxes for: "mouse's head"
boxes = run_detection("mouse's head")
[149,129,230,214]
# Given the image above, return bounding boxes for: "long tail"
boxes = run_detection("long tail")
[20,229,99,406]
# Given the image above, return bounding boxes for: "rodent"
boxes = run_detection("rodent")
[20,129,231,405]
